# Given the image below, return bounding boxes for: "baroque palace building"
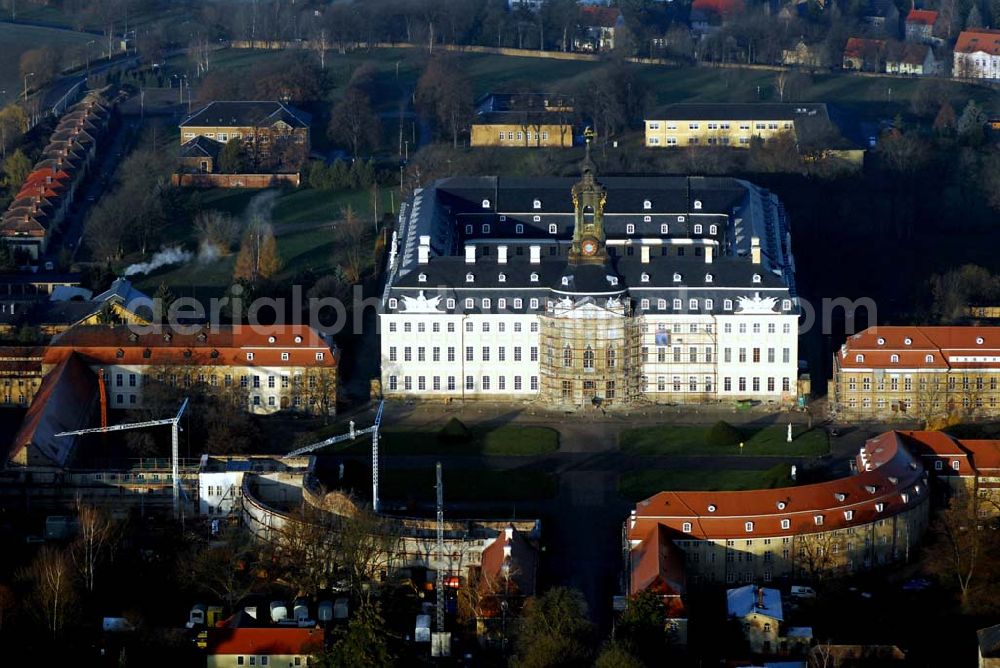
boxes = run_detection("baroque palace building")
[380,152,800,407]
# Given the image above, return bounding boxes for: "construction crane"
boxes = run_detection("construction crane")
[432,460,450,657]
[56,398,189,519]
[284,400,385,512]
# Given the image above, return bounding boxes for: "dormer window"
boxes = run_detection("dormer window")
[210,349,219,359]
[388,298,398,309]
[267,336,276,343]
[533,199,542,209]
[877,337,885,345]
[515,224,524,234]
[977,336,985,345]
[707,504,717,513]
[693,199,703,210]
[709,224,718,235]
[780,519,790,529]
[466,273,474,283]
[561,276,570,286]
[418,273,427,283]
[723,299,733,310]
[549,224,557,234]
[640,272,650,283]
[608,276,619,286]
[855,354,864,363]
[890,354,899,363]
[530,272,539,282]
[677,215,685,222]
[925,354,933,363]
[626,224,635,234]
[693,224,703,234]
[465,224,473,234]
[673,272,682,283]
[533,215,541,222]
[281,352,289,361]
[776,501,786,510]
[643,199,652,210]
[814,515,824,525]
[904,337,912,345]
[745,521,754,532]
[876,502,884,512]
[682,522,692,533]
[782,299,792,311]
[143,348,151,359]
[498,272,506,283]
[246,352,254,361]
[660,223,668,233]
[316,352,325,361]
[644,215,652,223]
[482,298,491,309]
[752,274,762,284]
[481,199,490,208]
[115,348,124,358]
[482,224,491,233]
[705,273,713,283]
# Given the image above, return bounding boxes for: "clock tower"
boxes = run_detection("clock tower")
[569,128,608,265]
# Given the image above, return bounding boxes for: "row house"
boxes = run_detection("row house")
[905,9,941,45]
[884,42,941,76]
[0,92,111,261]
[900,430,1000,515]
[831,326,1000,422]
[843,37,886,72]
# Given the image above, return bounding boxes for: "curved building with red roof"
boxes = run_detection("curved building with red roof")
[627,431,929,592]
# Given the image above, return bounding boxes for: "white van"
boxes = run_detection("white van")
[789,585,817,599]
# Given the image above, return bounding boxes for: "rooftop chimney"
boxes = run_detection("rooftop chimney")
[529,245,541,265]
[417,235,430,264]
[757,587,765,609]
[497,245,508,264]
[750,236,761,265]
[465,244,476,264]
[640,245,650,264]
[705,246,713,264]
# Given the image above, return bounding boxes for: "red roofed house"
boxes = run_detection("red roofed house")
[691,0,745,33]
[626,431,929,587]
[899,430,1000,516]
[628,523,688,644]
[469,524,539,643]
[574,6,624,52]
[905,9,940,44]
[41,324,338,416]
[205,627,323,668]
[831,326,1000,423]
[843,37,886,72]
[955,29,1000,79]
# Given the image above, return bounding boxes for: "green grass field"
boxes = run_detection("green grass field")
[619,463,793,501]
[0,23,96,106]
[310,424,559,457]
[620,424,829,457]
[381,467,557,502]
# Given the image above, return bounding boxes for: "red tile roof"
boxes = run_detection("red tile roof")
[844,37,885,59]
[480,525,537,603]
[629,524,686,605]
[44,325,338,369]
[692,0,746,17]
[961,440,1000,471]
[837,326,1000,370]
[629,431,925,541]
[906,9,938,25]
[579,5,621,27]
[205,628,324,655]
[956,29,1000,55]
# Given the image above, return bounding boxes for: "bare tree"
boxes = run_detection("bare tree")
[183,528,262,610]
[233,220,281,285]
[416,57,472,148]
[194,210,242,256]
[0,582,15,631]
[337,204,367,284]
[19,547,76,636]
[71,500,115,593]
[329,87,382,159]
[923,492,1000,611]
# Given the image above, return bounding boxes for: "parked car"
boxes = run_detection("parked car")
[902,578,932,591]
[790,585,817,599]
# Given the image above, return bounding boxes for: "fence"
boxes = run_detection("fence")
[172,172,300,188]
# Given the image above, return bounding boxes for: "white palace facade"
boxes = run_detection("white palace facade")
[379,157,799,408]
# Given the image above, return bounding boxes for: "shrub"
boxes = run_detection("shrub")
[705,421,743,448]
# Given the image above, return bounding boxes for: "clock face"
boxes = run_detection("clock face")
[582,239,598,256]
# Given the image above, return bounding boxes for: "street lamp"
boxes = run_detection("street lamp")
[86,40,96,79]
[23,72,34,102]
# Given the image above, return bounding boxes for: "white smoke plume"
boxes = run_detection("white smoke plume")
[123,246,194,277]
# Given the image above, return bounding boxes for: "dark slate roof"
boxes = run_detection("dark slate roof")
[648,102,830,122]
[180,135,223,160]
[180,101,311,129]
[473,111,574,126]
[980,625,1000,658]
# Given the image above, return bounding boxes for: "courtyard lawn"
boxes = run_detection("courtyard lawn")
[311,424,559,457]
[619,464,793,501]
[381,467,557,503]
[620,424,828,457]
